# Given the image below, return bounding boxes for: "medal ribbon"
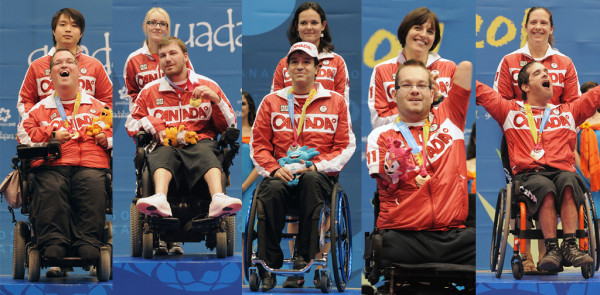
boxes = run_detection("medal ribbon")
[287,87,317,146]
[395,117,431,171]
[54,92,82,133]
[523,103,551,149]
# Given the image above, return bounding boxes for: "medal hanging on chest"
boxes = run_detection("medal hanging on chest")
[524,103,551,161]
[286,87,317,153]
[54,92,82,139]
[395,117,431,176]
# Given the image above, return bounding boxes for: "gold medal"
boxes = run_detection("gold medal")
[530,148,544,161]
[71,131,79,139]
[190,97,202,107]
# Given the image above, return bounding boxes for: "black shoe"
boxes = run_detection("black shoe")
[168,242,184,255]
[293,256,308,270]
[282,276,305,288]
[260,271,277,292]
[538,243,562,271]
[46,267,67,278]
[44,245,66,260]
[561,238,593,267]
[155,240,168,256]
[78,245,99,261]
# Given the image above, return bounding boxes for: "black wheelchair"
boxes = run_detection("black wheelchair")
[363,190,476,294]
[130,127,239,259]
[9,139,113,282]
[491,137,599,279]
[243,178,352,293]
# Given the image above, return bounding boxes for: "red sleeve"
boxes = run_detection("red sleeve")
[493,57,517,100]
[92,60,113,108]
[210,84,237,133]
[334,55,350,103]
[17,107,54,146]
[561,61,581,103]
[476,81,513,124]
[17,65,40,118]
[124,57,140,104]
[271,58,286,93]
[250,96,280,177]
[313,96,356,173]
[368,64,396,128]
[443,83,471,129]
[571,86,600,125]
[124,87,165,137]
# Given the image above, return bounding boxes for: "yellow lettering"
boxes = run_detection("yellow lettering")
[363,29,401,68]
[520,8,531,48]
[476,14,484,48]
[486,16,516,47]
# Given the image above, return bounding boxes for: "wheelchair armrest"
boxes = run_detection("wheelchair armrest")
[218,127,240,148]
[17,138,61,160]
[135,131,153,147]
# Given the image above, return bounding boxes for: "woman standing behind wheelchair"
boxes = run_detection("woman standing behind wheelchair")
[493,6,581,274]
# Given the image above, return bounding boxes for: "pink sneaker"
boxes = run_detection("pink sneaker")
[136,193,172,217]
[208,193,242,217]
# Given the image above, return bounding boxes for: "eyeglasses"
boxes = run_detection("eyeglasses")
[147,20,168,28]
[395,83,431,91]
[52,59,77,67]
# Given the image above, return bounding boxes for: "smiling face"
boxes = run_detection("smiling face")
[297,8,326,47]
[526,9,554,45]
[158,41,188,81]
[50,49,79,94]
[395,65,434,122]
[144,11,169,45]
[404,21,435,56]
[521,62,553,104]
[287,50,318,89]
[52,13,83,50]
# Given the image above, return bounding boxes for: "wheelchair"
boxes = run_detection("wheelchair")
[363,190,476,295]
[130,127,239,259]
[490,137,599,279]
[243,177,352,293]
[9,139,113,282]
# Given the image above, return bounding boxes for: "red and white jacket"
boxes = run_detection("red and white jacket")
[368,51,456,129]
[477,82,600,175]
[123,42,194,111]
[16,92,112,169]
[125,70,236,140]
[493,43,580,104]
[366,85,470,231]
[17,47,113,118]
[251,83,355,177]
[271,51,349,105]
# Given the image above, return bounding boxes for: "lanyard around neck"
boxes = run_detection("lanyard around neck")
[523,103,551,147]
[54,92,81,132]
[287,87,317,145]
[395,117,431,169]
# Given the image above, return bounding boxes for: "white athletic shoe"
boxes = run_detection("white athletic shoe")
[136,193,172,217]
[208,193,242,217]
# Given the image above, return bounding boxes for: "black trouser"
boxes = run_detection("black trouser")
[256,171,333,269]
[380,227,476,267]
[30,166,107,253]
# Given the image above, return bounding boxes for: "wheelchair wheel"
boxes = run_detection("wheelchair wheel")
[216,231,227,258]
[330,184,351,292]
[583,195,597,278]
[226,215,235,256]
[319,270,331,293]
[490,189,504,272]
[130,203,143,257]
[249,272,260,292]
[13,221,28,279]
[495,183,512,278]
[27,247,40,282]
[511,255,523,280]
[244,186,260,282]
[142,231,153,259]
[97,246,111,282]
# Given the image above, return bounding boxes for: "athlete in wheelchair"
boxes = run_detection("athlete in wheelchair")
[363,60,475,294]
[477,61,599,279]
[12,48,113,282]
[124,37,241,258]
[245,42,355,292]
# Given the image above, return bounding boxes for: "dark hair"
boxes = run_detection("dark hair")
[50,48,78,68]
[525,7,554,47]
[51,8,85,46]
[394,59,434,89]
[517,61,540,100]
[581,81,598,94]
[397,7,441,51]
[242,90,257,127]
[286,2,334,53]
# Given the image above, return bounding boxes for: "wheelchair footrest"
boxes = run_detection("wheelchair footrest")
[149,217,181,231]
[251,258,328,277]
[184,217,222,233]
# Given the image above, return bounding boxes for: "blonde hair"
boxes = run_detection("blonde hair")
[143,7,171,39]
